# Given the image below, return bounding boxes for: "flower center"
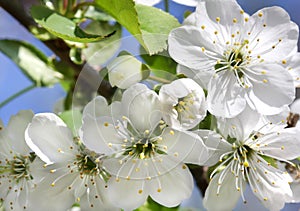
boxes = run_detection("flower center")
[233,143,253,168]
[76,150,106,177]
[1,155,32,183]
[174,93,196,120]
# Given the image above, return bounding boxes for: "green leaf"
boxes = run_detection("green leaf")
[94,0,180,55]
[30,5,115,43]
[82,21,122,66]
[141,50,177,74]
[0,39,62,87]
[59,109,82,136]
[135,198,179,211]
[84,6,115,21]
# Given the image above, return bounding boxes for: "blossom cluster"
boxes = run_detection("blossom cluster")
[1,0,300,211]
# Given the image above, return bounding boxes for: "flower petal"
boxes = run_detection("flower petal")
[248,7,299,61]
[5,110,33,155]
[161,128,208,165]
[108,55,145,89]
[207,71,247,118]
[106,177,148,211]
[285,52,300,87]
[25,113,76,163]
[217,105,260,141]
[195,129,232,166]
[168,25,222,70]
[149,164,193,207]
[246,63,295,115]
[203,165,242,211]
[121,83,162,132]
[248,156,293,210]
[177,65,213,90]
[81,116,123,154]
[254,128,300,161]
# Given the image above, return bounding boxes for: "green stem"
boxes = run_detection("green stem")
[148,75,171,84]
[164,0,169,12]
[0,84,35,108]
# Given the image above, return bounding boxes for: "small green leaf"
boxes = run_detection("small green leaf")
[94,0,180,55]
[135,197,179,211]
[59,109,82,136]
[0,39,62,87]
[31,5,114,43]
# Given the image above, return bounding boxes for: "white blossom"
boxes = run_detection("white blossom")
[199,107,300,210]
[25,113,118,211]
[0,110,44,210]
[159,78,207,130]
[81,83,209,210]
[168,0,298,118]
[108,54,149,89]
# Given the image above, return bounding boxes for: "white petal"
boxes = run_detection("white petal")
[291,98,300,114]
[108,55,145,89]
[106,177,148,211]
[248,156,293,210]
[200,0,245,26]
[286,53,300,87]
[25,113,76,163]
[161,128,208,165]
[217,105,260,141]
[81,116,123,154]
[203,165,242,211]
[168,25,222,70]
[195,129,232,166]
[246,63,295,114]
[149,164,193,207]
[290,182,300,203]
[177,65,213,90]
[83,96,109,118]
[5,110,33,155]
[159,78,207,130]
[121,83,162,132]
[248,7,299,61]
[207,71,247,118]
[255,128,300,161]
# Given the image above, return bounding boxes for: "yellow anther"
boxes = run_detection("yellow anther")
[240,10,244,14]
[231,34,235,38]
[245,17,249,22]
[174,152,179,157]
[282,60,287,64]
[50,170,56,173]
[214,31,218,35]
[237,187,240,191]
[115,178,120,182]
[258,12,263,17]
[169,130,175,135]
[263,197,268,201]
[201,25,205,30]
[216,17,220,22]
[233,18,237,23]
[263,24,267,27]
[281,146,285,150]
[263,79,268,83]
[243,161,249,168]
[182,165,187,169]
[201,47,205,52]
[138,189,143,194]
[147,177,151,180]
[157,188,162,193]
[144,130,150,135]
[272,45,276,49]
[108,143,113,147]
[128,151,134,156]
[126,176,130,180]
[261,71,266,74]
[51,183,55,187]
[140,152,145,160]
[104,122,109,127]
[57,148,62,153]
[77,197,80,202]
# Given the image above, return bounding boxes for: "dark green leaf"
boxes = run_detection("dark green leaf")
[0,39,62,87]
[31,6,115,43]
[135,198,179,211]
